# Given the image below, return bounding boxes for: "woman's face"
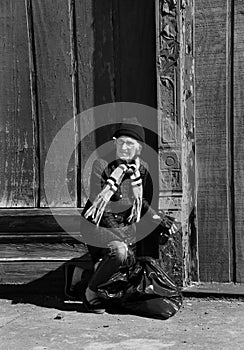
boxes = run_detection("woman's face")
[115,136,141,161]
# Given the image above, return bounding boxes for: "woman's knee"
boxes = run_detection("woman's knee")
[107,240,128,263]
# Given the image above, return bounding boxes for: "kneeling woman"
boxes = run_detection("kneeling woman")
[76,118,176,313]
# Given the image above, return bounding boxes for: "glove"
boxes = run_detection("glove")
[161,214,175,229]
[152,213,178,245]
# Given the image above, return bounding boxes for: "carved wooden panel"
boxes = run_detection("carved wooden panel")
[157,0,182,218]
[157,0,195,285]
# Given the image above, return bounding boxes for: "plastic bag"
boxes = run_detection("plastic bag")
[97,256,182,319]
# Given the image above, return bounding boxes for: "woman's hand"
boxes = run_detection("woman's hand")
[152,213,179,235]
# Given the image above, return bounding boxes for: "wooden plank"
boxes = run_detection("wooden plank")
[0,261,65,285]
[0,242,87,286]
[179,0,197,284]
[91,0,117,151]
[194,0,232,282]
[183,282,244,296]
[32,0,76,207]
[234,0,244,283]
[0,211,81,233]
[156,1,183,277]
[92,0,115,106]
[0,0,36,207]
[0,243,86,260]
[0,208,82,242]
[0,233,82,243]
[75,0,118,205]
[75,0,96,206]
[0,208,83,216]
[156,0,181,204]
[75,0,94,112]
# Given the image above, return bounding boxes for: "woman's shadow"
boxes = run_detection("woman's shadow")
[0,254,127,315]
[0,262,87,313]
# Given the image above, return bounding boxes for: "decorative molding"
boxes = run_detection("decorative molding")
[157,0,195,286]
[157,0,181,211]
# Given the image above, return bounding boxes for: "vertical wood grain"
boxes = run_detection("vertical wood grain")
[75,0,117,205]
[180,0,197,284]
[93,0,115,107]
[156,0,183,283]
[75,0,96,206]
[92,0,117,152]
[0,0,36,207]
[195,0,232,282]
[234,0,244,283]
[32,0,76,207]
[68,0,81,207]
[25,0,40,207]
[75,0,95,112]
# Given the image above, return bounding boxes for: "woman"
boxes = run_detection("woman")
[70,118,177,313]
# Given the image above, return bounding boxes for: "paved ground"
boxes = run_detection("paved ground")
[0,296,244,350]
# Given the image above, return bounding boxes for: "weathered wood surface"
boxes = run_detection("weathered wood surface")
[179,0,197,284]
[92,0,118,160]
[0,208,82,216]
[0,228,86,284]
[0,233,81,243]
[157,0,182,210]
[0,209,81,234]
[2,0,244,288]
[195,0,232,282]
[183,282,244,296]
[32,0,75,207]
[0,207,84,284]
[0,261,65,285]
[234,1,244,283]
[93,0,115,107]
[156,0,183,284]
[75,0,96,206]
[116,0,157,108]
[76,0,118,204]
[0,243,86,260]
[0,0,35,207]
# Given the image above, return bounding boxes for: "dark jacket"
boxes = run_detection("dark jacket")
[82,157,161,250]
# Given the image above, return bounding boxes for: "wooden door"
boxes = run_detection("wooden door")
[189,0,244,287]
[157,0,244,289]
[0,0,158,290]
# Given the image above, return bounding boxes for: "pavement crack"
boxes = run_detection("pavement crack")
[0,314,22,329]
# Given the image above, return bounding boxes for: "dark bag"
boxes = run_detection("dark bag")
[97,256,182,319]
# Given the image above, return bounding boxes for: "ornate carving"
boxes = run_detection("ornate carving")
[157,0,181,209]
[159,195,182,211]
[158,0,179,77]
[159,150,181,169]
[157,0,195,285]
[160,170,182,192]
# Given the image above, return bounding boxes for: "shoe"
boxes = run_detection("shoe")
[65,283,83,301]
[64,266,91,301]
[82,293,106,314]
